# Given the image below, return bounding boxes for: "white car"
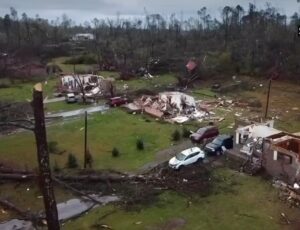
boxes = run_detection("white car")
[65,93,77,103]
[168,147,205,170]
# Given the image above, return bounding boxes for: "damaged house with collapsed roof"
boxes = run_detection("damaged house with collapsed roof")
[57,74,114,98]
[228,119,300,183]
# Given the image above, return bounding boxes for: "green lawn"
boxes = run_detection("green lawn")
[189,88,218,100]
[0,109,178,172]
[99,71,119,79]
[64,168,299,230]
[115,73,178,93]
[50,57,95,73]
[0,78,57,102]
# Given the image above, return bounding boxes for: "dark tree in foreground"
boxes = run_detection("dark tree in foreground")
[32,83,60,230]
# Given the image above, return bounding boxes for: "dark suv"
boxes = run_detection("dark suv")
[204,134,233,155]
[190,126,219,143]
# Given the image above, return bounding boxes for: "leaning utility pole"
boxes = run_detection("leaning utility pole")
[264,79,272,119]
[32,83,60,230]
[84,111,88,169]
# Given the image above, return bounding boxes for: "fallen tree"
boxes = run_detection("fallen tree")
[0,173,36,181]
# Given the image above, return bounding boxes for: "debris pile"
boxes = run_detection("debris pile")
[156,165,213,196]
[124,92,212,123]
[124,91,263,124]
[273,180,300,208]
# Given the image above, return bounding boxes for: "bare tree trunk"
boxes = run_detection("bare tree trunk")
[32,83,60,230]
[84,111,87,169]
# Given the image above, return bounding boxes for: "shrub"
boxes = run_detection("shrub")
[136,138,144,150]
[182,127,191,138]
[172,130,181,141]
[112,148,120,157]
[67,153,78,168]
[53,161,61,173]
[48,141,59,154]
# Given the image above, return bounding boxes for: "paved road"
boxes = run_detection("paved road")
[43,97,65,104]
[46,105,109,118]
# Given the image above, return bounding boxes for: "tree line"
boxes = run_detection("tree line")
[0,3,299,80]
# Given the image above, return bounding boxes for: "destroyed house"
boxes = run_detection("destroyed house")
[57,74,116,98]
[263,134,300,182]
[60,74,103,91]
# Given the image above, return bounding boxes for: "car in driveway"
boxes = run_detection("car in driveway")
[190,126,219,143]
[204,134,233,156]
[168,147,205,170]
[107,97,128,107]
[65,93,77,103]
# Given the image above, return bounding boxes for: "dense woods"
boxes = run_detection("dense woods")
[0,3,299,80]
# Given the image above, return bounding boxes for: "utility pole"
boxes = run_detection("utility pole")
[264,79,272,119]
[32,83,60,230]
[84,111,87,169]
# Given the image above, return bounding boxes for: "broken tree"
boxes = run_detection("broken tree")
[32,83,60,230]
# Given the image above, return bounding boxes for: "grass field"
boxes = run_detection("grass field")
[0,109,180,172]
[0,78,57,102]
[50,57,95,74]
[113,73,178,94]
[64,168,300,230]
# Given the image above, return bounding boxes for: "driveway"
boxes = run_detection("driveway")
[46,105,109,119]
[139,140,195,173]
[43,97,65,104]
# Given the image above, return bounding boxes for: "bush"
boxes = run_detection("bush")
[172,130,181,141]
[48,141,59,154]
[182,127,191,138]
[53,161,61,173]
[67,153,78,168]
[136,138,144,150]
[112,148,120,157]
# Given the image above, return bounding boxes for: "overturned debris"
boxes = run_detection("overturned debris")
[273,180,300,208]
